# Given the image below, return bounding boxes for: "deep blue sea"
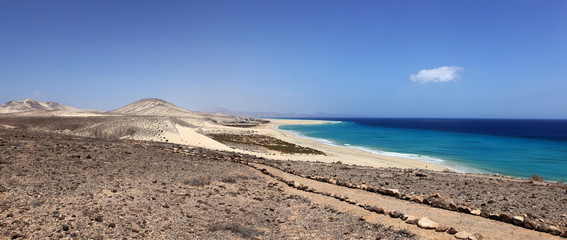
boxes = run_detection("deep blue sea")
[278,118,567,182]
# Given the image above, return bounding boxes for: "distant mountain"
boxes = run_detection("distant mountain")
[0,99,98,114]
[108,98,199,117]
[210,107,365,118]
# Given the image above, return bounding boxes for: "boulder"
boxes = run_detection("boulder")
[417,217,439,229]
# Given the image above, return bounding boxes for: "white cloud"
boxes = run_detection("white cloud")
[410,66,464,84]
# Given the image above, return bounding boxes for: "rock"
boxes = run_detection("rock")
[108,223,116,228]
[417,217,439,229]
[389,211,402,218]
[62,225,69,231]
[410,196,423,204]
[470,209,481,216]
[329,179,337,184]
[447,227,458,234]
[512,216,524,226]
[535,223,550,232]
[523,219,536,229]
[499,213,513,223]
[448,203,458,211]
[435,225,448,232]
[431,199,448,209]
[385,189,401,198]
[95,216,103,222]
[374,207,385,214]
[560,230,567,237]
[455,231,470,239]
[474,233,484,240]
[405,215,418,224]
[400,214,409,221]
[415,172,427,177]
[480,209,490,218]
[360,184,368,190]
[132,227,142,233]
[488,213,499,220]
[457,206,471,214]
[188,229,195,233]
[549,226,562,235]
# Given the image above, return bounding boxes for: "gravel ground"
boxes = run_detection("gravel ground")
[0,128,414,239]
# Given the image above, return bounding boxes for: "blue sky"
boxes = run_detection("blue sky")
[1,0,566,118]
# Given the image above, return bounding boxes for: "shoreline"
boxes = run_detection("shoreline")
[255,119,449,171]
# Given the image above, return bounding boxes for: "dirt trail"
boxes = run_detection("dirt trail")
[251,163,561,240]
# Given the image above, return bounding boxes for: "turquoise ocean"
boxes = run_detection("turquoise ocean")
[278,118,567,182]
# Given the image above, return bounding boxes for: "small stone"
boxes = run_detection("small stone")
[400,214,409,221]
[188,229,195,233]
[448,203,458,211]
[435,225,448,232]
[132,227,142,233]
[549,226,562,235]
[470,209,481,216]
[108,223,116,228]
[523,219,536,229]
[431,199,448,209]
[417,217,439,229]
[94,216,103,222]
[455,231,470,239]
[374,207,385,214]
[276,219,286,223]
[512,216,524,226]
[457,206,471,214]
[415,172,427,177]
[62,225,69,231]
[385,189,401,198]
[499,213,513,223]
[535,223,550,232]
[447,227,458,234]
[474,233,484,240]
[389,211,402,218]
[560,230,567,237]
[410,196,423,204]
[405,215,418,224]
[488,213,499,220]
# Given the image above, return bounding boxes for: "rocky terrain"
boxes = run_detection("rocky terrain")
[253,158,567,235]
[0,127,414,239]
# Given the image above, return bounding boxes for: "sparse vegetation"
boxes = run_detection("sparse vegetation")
[208,134,325,155]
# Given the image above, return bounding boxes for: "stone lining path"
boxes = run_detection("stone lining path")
[250,163,561,240]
